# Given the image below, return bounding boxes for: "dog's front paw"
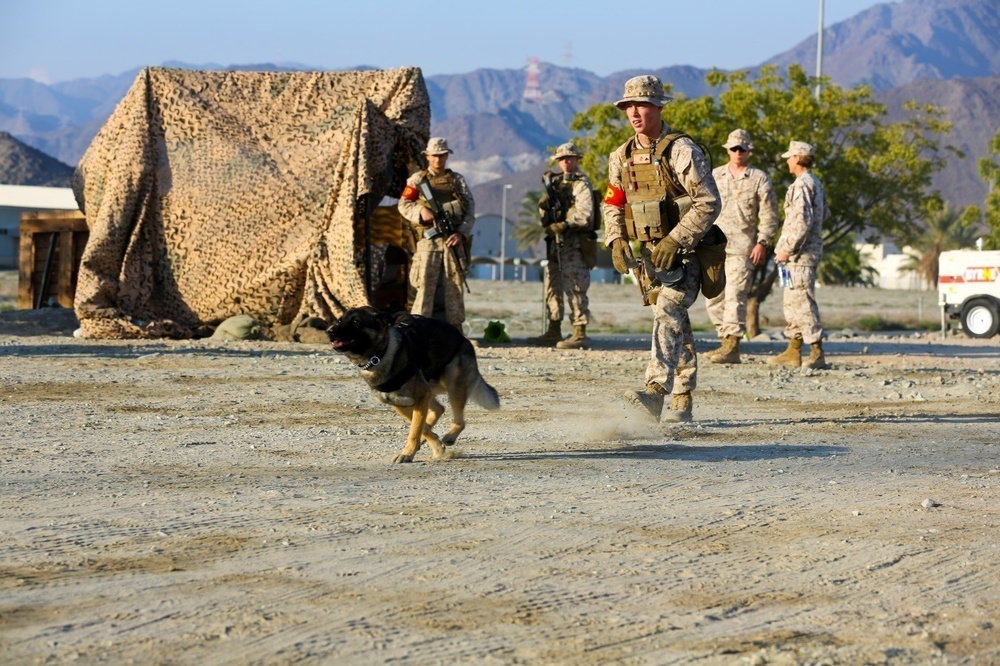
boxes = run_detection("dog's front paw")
[392,453,415,464]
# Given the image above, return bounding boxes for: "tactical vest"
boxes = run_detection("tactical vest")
[551,173,580,223]
[622,132,688,242]
[423,169,465,219]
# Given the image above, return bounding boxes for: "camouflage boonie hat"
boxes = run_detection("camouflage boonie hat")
[614,75,673,109]
[423,137,453,155]
[723,129,752,151]
[551,142,583,161]
[781,140,814,158]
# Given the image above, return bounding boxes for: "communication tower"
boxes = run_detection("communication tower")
[522,57,542,103]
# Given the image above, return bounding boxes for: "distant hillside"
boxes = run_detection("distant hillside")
[877,72,1000,208]
[0,131,74,186]
[768,0,999,90]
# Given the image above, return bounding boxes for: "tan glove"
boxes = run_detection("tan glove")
[610,238,635,274]
[548,222,567,235]
[651,236,681,270]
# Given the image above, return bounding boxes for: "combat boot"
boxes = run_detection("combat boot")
[769,337,803,369]
[526,320,562,346]
[703,338,725,361]
[709,335,741,365]
[661,391,693,422]
[802,340,827,369]
[556,325,590,350]
[624,383,666,422]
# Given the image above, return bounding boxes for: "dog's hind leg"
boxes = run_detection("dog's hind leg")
[440,383,469,446]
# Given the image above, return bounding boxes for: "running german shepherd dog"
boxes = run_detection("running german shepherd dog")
[326,307,500,463]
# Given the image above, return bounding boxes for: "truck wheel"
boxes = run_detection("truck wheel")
[960,298,1000,338]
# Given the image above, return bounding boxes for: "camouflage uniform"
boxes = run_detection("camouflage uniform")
[776,169,829,344]
[605,128,721,396]
[706,154,779,338]
[398,139,475,328]
[542,170,595,328]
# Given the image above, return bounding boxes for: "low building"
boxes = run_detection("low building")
[0,184,79,269]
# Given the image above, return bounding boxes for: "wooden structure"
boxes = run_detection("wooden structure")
[18,211,88,310]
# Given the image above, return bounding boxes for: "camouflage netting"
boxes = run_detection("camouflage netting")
[71,67,429,339]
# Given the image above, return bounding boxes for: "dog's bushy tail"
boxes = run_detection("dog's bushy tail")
[471,376,500,410]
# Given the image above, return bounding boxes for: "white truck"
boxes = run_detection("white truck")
[938,249,1000,338]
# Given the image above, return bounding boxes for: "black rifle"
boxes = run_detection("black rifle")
[540,171,564,247]
[416,179,470,293]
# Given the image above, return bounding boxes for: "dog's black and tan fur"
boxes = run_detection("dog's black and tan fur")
[327,307,500,463]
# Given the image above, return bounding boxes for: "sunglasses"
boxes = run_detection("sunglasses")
[728,146,747,153]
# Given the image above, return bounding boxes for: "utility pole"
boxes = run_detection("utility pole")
[815,0,825,99]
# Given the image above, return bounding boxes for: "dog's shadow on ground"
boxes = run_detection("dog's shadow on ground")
[457,442,847,463]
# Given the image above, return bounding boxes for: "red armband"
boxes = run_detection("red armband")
[400,184,419,201]
[603,184,626,208]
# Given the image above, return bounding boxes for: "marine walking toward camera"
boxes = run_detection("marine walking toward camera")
[527,142,597,349]
[769,140,830,370]
[704,129,780,364]
[398,137,476,329]
[604,75,722,423]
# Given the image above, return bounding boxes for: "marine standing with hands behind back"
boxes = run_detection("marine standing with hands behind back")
[398,137,476,330]
[527,142,596,350]
[704,129,780,364]
[769,140,830,370]
[604,75,721,423]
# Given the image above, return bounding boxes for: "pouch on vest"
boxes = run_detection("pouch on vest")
[670,194,692,227]
[442,200,464,219]
[694,225,727,299]
[627,200,667,240]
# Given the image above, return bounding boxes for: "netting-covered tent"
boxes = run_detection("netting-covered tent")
[71,66,429,339]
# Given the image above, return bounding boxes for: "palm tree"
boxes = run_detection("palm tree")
[901,203,982,287]
[511,189,545,251]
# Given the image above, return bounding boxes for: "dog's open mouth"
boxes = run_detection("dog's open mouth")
[330,339,346,350]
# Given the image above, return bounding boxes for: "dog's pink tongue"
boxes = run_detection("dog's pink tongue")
[331,340,344,349]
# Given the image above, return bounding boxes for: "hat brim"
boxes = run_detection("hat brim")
[551,153,582,161]
[423,149,453,155]
[724,141,751,150]
[614,95,672,109]
[781,151,796,158]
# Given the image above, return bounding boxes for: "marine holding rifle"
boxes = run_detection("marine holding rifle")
[398,137,476,329]
[526,142,596,350]
[604,75,721,423]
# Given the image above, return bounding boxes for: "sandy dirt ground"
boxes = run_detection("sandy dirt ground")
[1,275,998,665]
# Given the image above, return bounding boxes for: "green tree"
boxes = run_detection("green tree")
[570,65,957,334]
[819,238,879,287]
[511,189,545,251]
[900,202,983,287]
[978,128,1000,249]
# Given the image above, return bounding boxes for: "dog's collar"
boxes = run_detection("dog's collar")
[357,355,380,371]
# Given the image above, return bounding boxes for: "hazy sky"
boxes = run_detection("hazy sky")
[1,0,894,83]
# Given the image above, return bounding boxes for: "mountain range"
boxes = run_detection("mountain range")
[1,0,997,216]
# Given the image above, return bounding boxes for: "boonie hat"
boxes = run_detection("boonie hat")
[781,140,814,158]
[615,75,673,109]
[723,129,752,151]
[423,137,453,155]
[551,142,583,161]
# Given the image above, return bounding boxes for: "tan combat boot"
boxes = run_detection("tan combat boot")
[661,391,693,422]
[802,340,827,369]
[769,337,803,369]
[703,338,725,361]
[624,383,666,422]
[556,325,590,350]
[526,320,562,346]
[709,335,742,365]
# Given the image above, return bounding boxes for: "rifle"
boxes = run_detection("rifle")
[540,171,564,247]
[416,179,471,293]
